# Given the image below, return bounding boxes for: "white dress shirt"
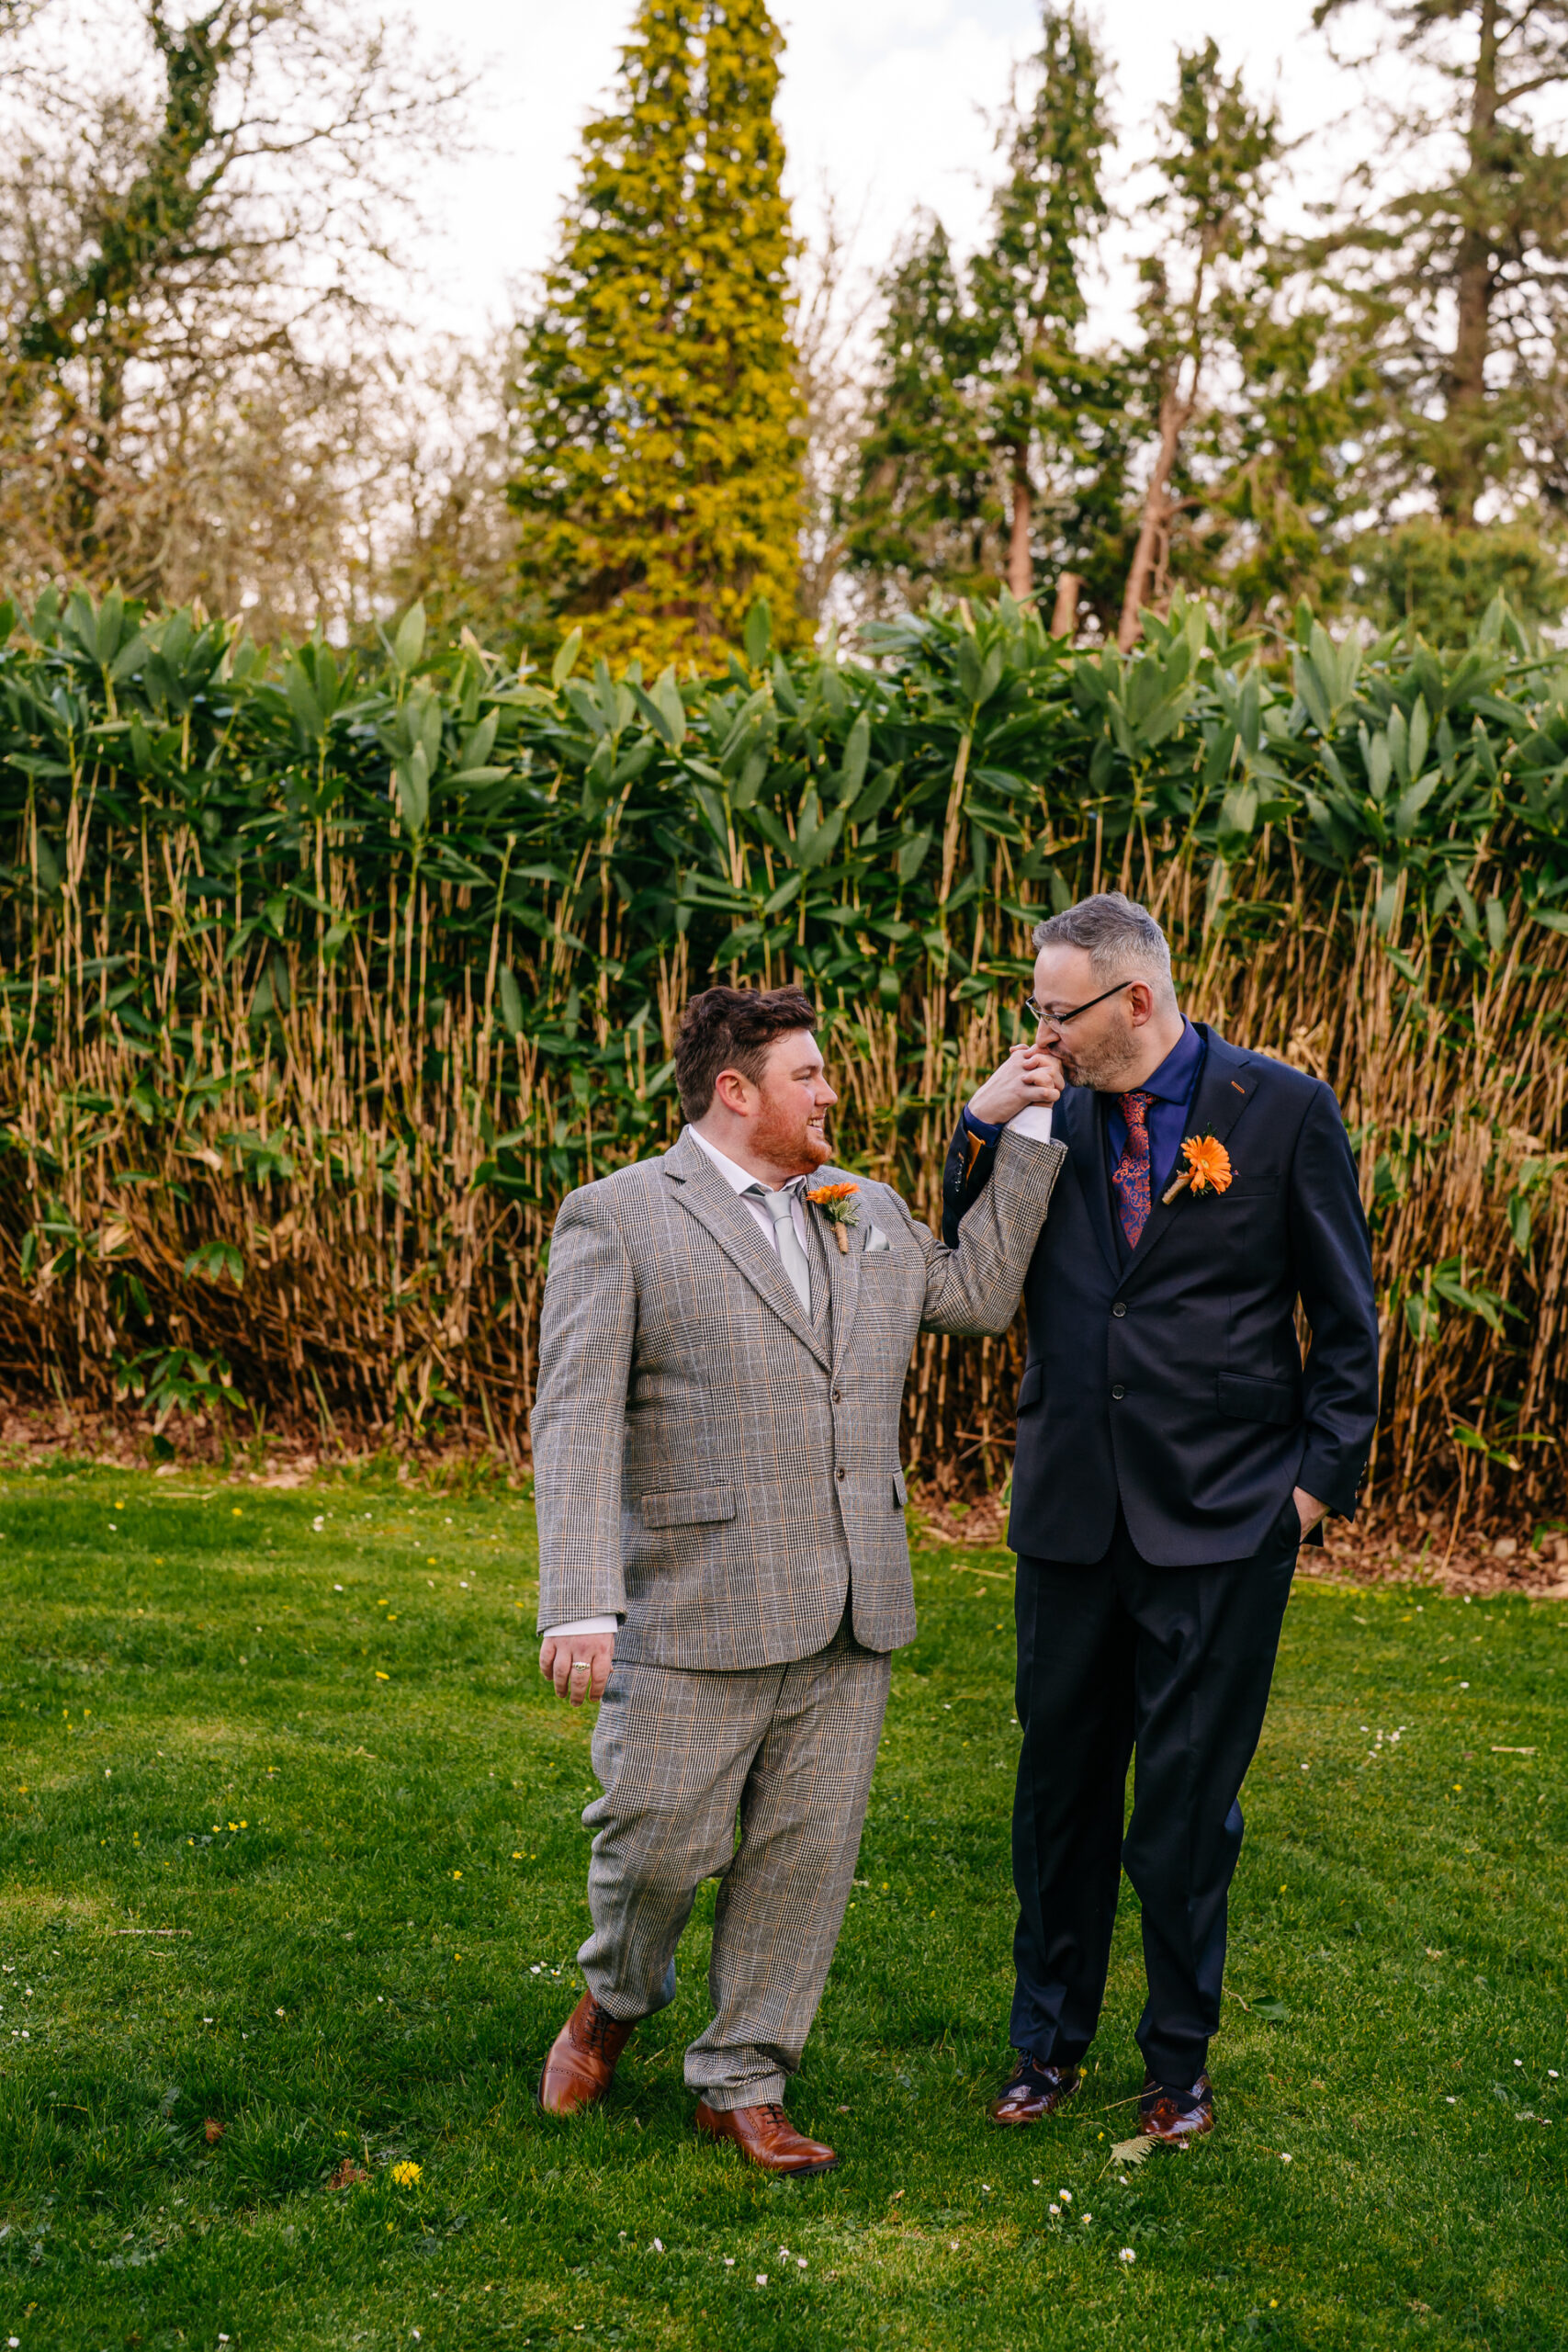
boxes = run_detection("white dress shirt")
[687,1125,814,1248]
[1008,1102,1054,1142]
[541,1127,814,1645]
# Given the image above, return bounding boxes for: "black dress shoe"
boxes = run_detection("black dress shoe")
[988,2052,1082,2126]
[1137,2070,1213,2143]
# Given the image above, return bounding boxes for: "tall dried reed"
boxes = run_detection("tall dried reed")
[0,585,1561,1524]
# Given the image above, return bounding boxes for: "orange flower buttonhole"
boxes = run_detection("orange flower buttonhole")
[806,1181,861,1254]
[1182,1136,1233,1193]
[1160,1135,1234,1206]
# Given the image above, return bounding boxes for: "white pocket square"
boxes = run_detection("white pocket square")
[863,1223,893,1254]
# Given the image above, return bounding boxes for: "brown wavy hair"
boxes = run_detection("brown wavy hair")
[674,985,818,1120]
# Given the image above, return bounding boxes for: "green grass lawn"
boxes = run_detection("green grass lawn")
[0,1464,1563,2350]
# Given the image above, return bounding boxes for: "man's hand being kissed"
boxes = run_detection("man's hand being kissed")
[966,1044,1066,1127]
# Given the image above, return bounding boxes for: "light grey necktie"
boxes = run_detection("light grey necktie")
[749,1182,811,1315]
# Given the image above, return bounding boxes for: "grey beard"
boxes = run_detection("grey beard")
[1068,1036,1143,1092]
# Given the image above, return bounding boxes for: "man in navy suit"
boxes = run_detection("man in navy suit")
[947,891,1379,2143]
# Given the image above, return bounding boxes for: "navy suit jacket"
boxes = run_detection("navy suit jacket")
[942,1025,1381,1566]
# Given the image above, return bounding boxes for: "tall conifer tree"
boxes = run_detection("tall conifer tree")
[1116,42,1282,646]
[971,6,1113,611]
[1314,0,1568,539]
[844,223,998,598]
[511,0,803,668]
[843,6,1118,627]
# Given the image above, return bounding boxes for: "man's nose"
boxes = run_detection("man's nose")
[817,1080,839,1105]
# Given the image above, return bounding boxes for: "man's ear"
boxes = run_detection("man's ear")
[711,1067,755,1117]
[1125,981,1156,1027]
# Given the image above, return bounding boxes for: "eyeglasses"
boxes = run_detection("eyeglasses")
[1023,978,1137,1035]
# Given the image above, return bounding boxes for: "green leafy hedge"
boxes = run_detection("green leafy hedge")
[0,584,1561,1520]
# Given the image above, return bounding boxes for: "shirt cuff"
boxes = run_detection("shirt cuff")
[542,1615,619,1639]
[962,1105,1004,1145]
[1006,1102,1055,1143]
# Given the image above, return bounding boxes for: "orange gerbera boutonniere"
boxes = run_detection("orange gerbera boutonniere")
[1161,1135,1234,1207]
[806,1181,861,1253]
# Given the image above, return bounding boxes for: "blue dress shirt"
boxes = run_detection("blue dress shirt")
[963,1016,1206,1204]
[1104,1016,1206,1203]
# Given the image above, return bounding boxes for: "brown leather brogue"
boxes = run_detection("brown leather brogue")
[988,2053,1081,2127]
[537,1993,638,2117]
[693,2099,840,2177]
[1137,2070,1214,2143]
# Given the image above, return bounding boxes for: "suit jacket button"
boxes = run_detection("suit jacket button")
[1111,1384,1126,1400]
[833,1388,842,1401]
[836,1466,846,1479]
[1112,1301,1127,1317]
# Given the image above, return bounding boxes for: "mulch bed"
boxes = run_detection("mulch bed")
[909,1491,1568,1599]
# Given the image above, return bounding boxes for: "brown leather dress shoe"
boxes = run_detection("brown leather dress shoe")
[988,2053,1082,2126]
[1138,2070,1214,2143]
[693,2099,840,2177]
[537,1993,638,2117]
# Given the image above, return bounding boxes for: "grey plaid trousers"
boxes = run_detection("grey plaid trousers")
[580,1615,890,2107]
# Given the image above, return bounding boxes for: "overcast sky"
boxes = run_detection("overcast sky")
[412,0,1382,345]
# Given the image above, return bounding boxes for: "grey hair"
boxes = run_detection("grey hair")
[1031,890,1177,1010]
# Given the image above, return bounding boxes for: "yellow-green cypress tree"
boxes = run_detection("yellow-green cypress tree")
[512,0,803,670]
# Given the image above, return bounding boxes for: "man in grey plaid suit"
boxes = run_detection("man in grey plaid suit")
[532,984,1065,2174]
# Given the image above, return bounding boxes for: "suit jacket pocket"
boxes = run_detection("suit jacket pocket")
[1018,1361,1043,1413]
[640,1485,738,1529]
[1216,1372,1300,1427]
[863,1222,894,1254]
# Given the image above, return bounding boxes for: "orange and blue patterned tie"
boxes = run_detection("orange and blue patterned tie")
[1112,1090,1155,1250]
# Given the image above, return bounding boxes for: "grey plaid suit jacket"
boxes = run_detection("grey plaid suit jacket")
[531,1125,1065,1668]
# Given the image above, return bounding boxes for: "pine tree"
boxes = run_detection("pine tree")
[1314,0,1568,536]
[511,0,804,670]
[1202,288,1374,620]
[970,6,1114,617]
[843,7,1117,628]
[842,221,999,601]
[1116,41,1282,647]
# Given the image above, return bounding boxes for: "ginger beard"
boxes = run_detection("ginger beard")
[751,1086,833,1177]
[749,1052,834,1177]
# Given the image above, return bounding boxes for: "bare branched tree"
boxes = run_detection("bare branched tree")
[0,0,471,633]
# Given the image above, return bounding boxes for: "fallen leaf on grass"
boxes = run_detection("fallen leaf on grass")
[1104,2136,1156,2171]
[1224,1984,1290,2022]
[327,2159,368,2190]
[203,2119,225,2145]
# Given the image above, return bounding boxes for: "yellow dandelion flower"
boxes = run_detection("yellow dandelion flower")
[389,2161,422,2188]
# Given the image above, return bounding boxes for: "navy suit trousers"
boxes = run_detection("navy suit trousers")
[1011,1498,1300,2089]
